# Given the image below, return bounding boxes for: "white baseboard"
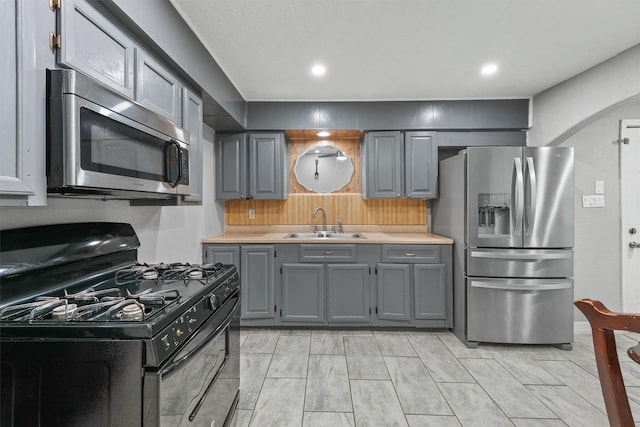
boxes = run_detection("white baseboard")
[573,321,591,333]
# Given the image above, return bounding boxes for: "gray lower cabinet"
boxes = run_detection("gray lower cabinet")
[362,131,438,199]
[327,264,370,323]
[376,263,411,322]
[215,133,289,200]
[203,244,275,325]
[280,264,325,323]
[414,264,448,320]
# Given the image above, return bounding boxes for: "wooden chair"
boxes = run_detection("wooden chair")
[575,299,640,427]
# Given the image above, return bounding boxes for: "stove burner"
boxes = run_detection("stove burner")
[51,303,78,320]
[121,303,144,321]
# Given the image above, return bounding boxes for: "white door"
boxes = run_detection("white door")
[621,120,640,313]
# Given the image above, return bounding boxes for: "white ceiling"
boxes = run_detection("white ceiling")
[170,0,640,102]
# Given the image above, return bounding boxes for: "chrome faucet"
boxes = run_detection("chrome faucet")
[312,207,327,232]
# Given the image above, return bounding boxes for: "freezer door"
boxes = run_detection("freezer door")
[467,248,573,278]
[523,147,574,248]
[467,147,524,248]
[467,277,573,344]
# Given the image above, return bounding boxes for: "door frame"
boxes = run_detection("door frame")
[620,119,640,312]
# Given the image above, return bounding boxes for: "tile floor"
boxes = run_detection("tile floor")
[232,328,640,427]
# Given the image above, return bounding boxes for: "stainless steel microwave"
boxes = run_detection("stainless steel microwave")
[47,69,190,199]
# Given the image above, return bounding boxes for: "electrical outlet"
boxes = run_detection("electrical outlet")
[582,195,605,208]
[248,208,256,219]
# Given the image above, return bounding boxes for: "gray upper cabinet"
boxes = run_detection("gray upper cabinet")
[363,131,404,198]
[182,87,203,203]
[241,246,275,320]
[57,0,135,97]
[405,131,438,198]
[362,131,438,199]
[135,50,181,123]
[215,133,247,199]
[215,133,288,200]
[0,1,35,202]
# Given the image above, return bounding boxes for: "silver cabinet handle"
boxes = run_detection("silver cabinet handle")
[405,253,416,257]
[324,251,334,255]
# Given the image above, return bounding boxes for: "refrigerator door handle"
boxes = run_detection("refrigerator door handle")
[470,251,572,260]
[525,157,537,234]
[470,280,572,291]
[511,157,524,237]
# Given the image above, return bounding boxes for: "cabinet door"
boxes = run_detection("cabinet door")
[414,264,447,320]
[0,1,34,200]
[365,131,403,198]
[215,134,247,199]
[241,246,275,320]
[182,88,203,203]
[135,50,181,123]
[281,264,325,323]
[405,131,438,199]
[57,0,135,97]
[376,263,411,321]
[248,133,286,200]
[327,264,370,323]
[203,245,239,266]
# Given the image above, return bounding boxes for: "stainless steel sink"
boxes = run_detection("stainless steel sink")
[285,232,366,239]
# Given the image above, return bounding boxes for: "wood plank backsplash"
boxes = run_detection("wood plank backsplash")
[225,194,427,225]
[224,133,427,226]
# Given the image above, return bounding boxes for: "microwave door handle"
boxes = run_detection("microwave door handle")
[525,157,537,235]
[511,157,524,236]
[164,140,182,188]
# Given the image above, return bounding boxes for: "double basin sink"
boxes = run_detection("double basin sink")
[285,231,366,240]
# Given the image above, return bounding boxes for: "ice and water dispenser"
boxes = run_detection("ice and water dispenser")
[477,193,510,235]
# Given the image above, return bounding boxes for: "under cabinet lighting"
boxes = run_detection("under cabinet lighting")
[316,131,331,137]
[311,64,326,77]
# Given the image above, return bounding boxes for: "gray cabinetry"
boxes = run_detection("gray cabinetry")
[240,246,275,321]
[135,50,181,123]
[203,245,239,266]
[376,245,452,327]
[376,263,411,322]
[57,0,135,97]
[362,131,438,199]
[280,264,325,323]
[182,87,203,203]
[215,133,288,200]
[327,264,370,323]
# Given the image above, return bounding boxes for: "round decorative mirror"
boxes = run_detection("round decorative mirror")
[293,145,355,193]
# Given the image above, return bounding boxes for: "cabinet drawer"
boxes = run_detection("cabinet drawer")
[299,244,357,262]
[381,245,441,263]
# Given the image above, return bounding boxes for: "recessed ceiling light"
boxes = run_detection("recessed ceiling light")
[316,131,331,137]
[311,64,326,77]
[481,63,498,76]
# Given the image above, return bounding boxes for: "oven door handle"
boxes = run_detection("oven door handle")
[160,290,239,376]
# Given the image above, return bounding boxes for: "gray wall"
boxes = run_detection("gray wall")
[529,45,640,324]
[0,125,224,264]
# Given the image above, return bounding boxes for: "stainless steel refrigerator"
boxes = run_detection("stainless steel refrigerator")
[431,146,574,348]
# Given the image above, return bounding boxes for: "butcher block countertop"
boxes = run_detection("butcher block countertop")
[202,225,453,245]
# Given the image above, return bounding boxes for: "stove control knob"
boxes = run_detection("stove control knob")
[207,294,221,310]
[161,335,171,349]
[175,329,183,337]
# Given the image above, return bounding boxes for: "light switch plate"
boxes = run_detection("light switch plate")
[595,180,605,194]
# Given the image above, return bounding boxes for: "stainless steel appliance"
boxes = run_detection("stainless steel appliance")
[431,146,574,348]
[0,223,240,426]
[47,69,190,199]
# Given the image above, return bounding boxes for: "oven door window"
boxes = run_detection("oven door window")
[80,107,171,182]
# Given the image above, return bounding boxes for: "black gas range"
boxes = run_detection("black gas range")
[0,222,240,427]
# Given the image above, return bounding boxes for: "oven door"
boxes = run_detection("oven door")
[144,291,240,427]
